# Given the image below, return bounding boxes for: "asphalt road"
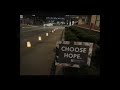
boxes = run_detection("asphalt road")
[20,25,64,75]
[20,25,64,39]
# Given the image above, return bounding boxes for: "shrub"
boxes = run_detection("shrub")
[68,26,100,44]
[63,26,100,75]
[65,28,79,41]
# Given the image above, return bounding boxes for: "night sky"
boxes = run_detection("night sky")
[20,10,67,16]
[19,9,82,17]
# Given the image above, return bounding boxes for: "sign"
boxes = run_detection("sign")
[56,41,93,68]
[59,44,89,65]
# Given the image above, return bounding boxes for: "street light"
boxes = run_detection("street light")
[32,15,35,16]
[32,15,36,25]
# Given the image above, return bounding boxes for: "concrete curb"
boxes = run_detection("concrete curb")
[45,28,65,75]
[54,28,65,75]
[61,28,65,41]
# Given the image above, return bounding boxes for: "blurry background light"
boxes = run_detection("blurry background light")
[32,15,35,16]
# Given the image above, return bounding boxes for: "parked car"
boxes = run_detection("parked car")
[43,23,53,27]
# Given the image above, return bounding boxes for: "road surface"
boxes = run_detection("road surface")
[20,25,64,75]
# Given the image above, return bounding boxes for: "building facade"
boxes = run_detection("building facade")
[78,15,100,30]
[45,17,65,25]
[65,15,79,26]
